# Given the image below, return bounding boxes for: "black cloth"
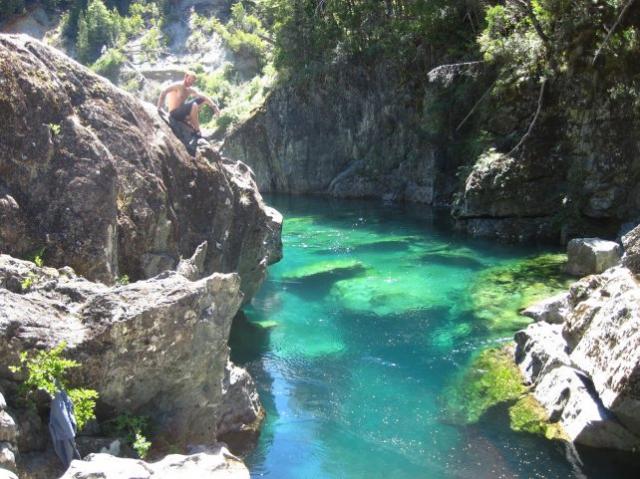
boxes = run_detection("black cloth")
[169,97,205,122]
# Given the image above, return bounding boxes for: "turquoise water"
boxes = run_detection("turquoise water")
[230,196,639,479]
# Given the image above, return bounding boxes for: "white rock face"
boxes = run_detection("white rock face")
[566,238,621,276]
[515,266,640,450]
[60,446,249,479]
[521,292,570,324]
[566,267,640,435]
[532,365,639,449]
[514,322,570,384]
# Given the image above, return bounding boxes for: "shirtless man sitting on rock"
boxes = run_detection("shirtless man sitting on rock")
[157,70,220,137]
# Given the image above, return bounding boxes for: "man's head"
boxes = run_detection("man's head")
[183,71,197,87]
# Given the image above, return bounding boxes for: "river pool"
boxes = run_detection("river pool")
[230,195,639,479]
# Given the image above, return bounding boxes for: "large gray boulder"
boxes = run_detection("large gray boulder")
[0,34,281,300]
[60,445,249,479]
[0,254,261,449]
[565,238,621,276]
[514,265,640,449]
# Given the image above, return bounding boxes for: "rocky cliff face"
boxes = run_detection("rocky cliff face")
[226,54,640,243]
[223,64,445,203]
[0,34,281,298]
[0,33,282,477]
[0,253,262,454]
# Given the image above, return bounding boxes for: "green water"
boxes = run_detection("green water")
[231,196,639,479]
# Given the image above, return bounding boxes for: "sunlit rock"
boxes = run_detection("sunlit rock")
[566,238,621,276]
[60,445,249,479]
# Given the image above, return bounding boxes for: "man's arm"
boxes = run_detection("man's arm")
[157,83,180,111]
[188,87,221,115]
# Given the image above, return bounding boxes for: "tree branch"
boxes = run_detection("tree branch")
[456,81,495,132]
[508,78,547,156]
[592,0,636,65]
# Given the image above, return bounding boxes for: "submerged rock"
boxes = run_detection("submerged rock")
[565,238,621,276]
[0,254,261,450]
[283,259,367,281]
[0,34,281,299]
[441,347,526,425]
[60,445,249,479]
[469,254,572,333]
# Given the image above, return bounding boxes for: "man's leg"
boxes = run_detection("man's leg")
[189,102,200,134]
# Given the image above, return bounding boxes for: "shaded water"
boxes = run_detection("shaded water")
[230,196,639,479]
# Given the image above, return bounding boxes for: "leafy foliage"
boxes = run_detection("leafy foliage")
[109,413,152,458]
[257,0,481,78]
[91,47,125,81]
[68,388,100,431]
[76,0,121,63]
[9,342,99,431]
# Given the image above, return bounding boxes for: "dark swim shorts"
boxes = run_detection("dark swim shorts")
[169,97,205,122]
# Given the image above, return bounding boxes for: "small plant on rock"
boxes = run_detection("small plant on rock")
[9,342,99,431]
[110,412,152,459]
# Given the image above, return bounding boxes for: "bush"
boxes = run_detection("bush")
[9,342,99,431]
[140,24,164,61]
[109,413,152,458]
[91,47,126,81]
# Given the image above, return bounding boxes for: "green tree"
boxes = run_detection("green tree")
[76,0,121,63]
[0,0,25,21]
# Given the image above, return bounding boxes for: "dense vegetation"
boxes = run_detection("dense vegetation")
[4,0,638,149]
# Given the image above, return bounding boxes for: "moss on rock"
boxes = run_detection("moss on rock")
[508,395,567,440]
[469,253,572,333]
[441,347,526,425]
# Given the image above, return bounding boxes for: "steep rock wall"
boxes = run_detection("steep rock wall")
[223,64,448,203]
